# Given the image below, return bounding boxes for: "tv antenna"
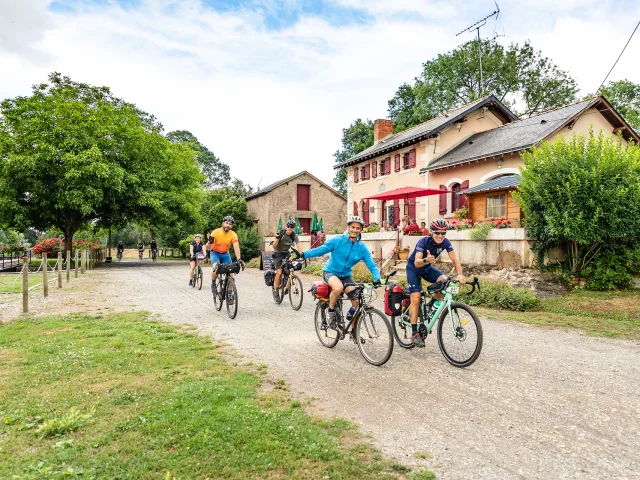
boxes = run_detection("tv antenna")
[257,177,263,191]
[456,2,501,97]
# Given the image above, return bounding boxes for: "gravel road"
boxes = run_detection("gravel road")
[2,261,639,479]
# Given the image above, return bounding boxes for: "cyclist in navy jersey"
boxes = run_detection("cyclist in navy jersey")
[406,218,465,347]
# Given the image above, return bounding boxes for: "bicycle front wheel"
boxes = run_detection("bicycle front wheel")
[355,308,394,366]
[314,302,339,348]
[437,302,483,368]
[213,278,224,311]
[191,267,197,288]
[226,278,238,319]
[391,305,415,349]
[288,275,303,311]
[197,266,203,290]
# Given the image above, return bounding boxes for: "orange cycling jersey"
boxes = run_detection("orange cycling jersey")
[209,228,238,254]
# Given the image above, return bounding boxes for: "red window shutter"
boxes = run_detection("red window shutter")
[439,184,447,215]
[363,200,370,225]
[394,154,400,172]
[408,149,416,168]
[459,180,469,208]
[372,161,377,178]
[353,201,358,216]
[354,167,358,183]
[364,164,370,180]
[297,184,310,210]
[393,203,400,225]
[408,198,416,219]
[384,157,390,175]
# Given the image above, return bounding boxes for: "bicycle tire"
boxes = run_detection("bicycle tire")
[213,277,224,311]
[314,302,339,348]
[197,266,203,290]
[437,302,483,368]
[226,277,238,319]
[288,275,303,311]
[355,308,394,366]
[191,266,197,288]
[391,305,415,350]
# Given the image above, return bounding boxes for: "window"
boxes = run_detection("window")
[297,184,310,211]
[450,183,461,213]
[486,194,506,218]
[403,153,410,169]
[360,164,370,180]
[402,150,416,169]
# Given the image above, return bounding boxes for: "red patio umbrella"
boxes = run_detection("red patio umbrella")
[362,186,450,202]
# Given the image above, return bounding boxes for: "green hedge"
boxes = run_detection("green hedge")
[457,279,541,311]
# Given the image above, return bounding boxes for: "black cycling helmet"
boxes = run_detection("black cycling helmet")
[286,220,296,228]
[430,218,448,231]
[223,216,234,224]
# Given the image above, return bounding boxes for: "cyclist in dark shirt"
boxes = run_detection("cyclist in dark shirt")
[188,234,205,286]
[272,220,302,295]
[406,218,465,348]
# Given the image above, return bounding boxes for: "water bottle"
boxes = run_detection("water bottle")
[346,307,357,322]
[430,300,441,313]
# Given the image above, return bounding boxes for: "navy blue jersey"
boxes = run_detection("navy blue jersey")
[190,240,205,254]
[408,236,454,267]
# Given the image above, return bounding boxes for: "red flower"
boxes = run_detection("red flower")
[507,220,512,225]
[496,221,502,226]
[490,217,495,221]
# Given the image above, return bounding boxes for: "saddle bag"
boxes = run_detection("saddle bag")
[385,283,406,316]
[310,281,330,299]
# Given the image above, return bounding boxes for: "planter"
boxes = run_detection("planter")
[398,251,409,261]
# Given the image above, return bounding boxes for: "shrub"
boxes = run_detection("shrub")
[233,227,261,261]
[245,257,261,268]
[583,250,633,291]
[469,222,493,241]
[457,279,541,311]
[454,207,468,220]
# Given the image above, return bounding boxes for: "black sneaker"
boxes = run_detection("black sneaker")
[189,279,193,286]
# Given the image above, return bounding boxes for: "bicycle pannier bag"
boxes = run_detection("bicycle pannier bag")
[264,269,275,287]
[385,284,405,316]
[310,281,330,299]
[292,261,303,271]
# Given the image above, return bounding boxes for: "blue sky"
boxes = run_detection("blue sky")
[1,0,639,188]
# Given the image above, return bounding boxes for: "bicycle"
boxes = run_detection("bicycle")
[312,271,397,366]
[138,249,144,261]
[151,248,158,262]
[212,261,243,319]
[191,253,204,290]
[117,251,123,262]
[390,277,483,368]
[272,255,304,310]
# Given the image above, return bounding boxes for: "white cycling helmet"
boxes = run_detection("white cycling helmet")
[346,215,365,228]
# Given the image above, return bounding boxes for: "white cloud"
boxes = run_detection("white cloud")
[0,0,638,190]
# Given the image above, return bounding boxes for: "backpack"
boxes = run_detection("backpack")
[279,230,296,243]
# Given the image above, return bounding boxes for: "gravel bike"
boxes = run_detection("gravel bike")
[391,277,483,368]
[272,255,304,310]
[191,253,205,290]
[138,248,144,261]
[151,248,158,262]
[212,261,243,319]
[312,271,397,366]
[117,250,123,261]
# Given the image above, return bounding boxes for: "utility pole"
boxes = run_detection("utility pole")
[456,3,501,97]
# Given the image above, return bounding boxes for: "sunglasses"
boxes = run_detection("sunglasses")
[432,231,447,236]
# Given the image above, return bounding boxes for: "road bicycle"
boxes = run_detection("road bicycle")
[212,261,243,319]
[272,255,304,310]
[390,277,483,368]
[312,271,397,366]
[191,253,205,290]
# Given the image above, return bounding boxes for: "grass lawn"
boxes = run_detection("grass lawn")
[0,272,53,293]
[0,312,433,479]
[477,288,640,340]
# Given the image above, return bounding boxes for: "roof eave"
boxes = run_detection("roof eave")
[420,145,533,174]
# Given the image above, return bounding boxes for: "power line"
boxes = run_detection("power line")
[596,20,639,93]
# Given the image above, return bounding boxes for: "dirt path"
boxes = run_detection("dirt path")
[2,262,639,479]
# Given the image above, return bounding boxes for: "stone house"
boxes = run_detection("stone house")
[246,171,346,235]
[337,95,639,226]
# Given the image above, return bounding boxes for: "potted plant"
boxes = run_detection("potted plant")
[393,245,411,261]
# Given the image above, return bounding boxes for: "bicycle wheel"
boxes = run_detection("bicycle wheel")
[391,305,415,349]
[191,266,197,288]
[288,275,303,311]
[437,302,483,368]
[314,302,339,348]
[197,266,203,290]
[213,277,224,311]
[226,277,238,319]
[355,308,394,366]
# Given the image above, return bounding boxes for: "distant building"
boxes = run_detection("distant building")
[246,171,346,235]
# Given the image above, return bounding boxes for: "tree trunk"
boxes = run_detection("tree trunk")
[64,224,76,253]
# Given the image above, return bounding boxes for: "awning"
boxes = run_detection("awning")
[458,175,521,195]
[362,186,451,202]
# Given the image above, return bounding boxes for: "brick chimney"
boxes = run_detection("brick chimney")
[374,119,393,144]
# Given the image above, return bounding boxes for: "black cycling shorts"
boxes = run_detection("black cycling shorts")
[272,251,289,270]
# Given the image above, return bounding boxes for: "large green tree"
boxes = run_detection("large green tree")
[514,131,640,279]
[388,39,579,131]
[166,130,231,189]
[0,73,204,252]
[599,79,640,132]
[332,119,374,196]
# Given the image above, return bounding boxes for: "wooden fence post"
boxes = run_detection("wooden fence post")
[81,250,86,274]
[57,251,63,288]
[22,256,28,314]
[66,250,70,282]
[43,252,48,298]
[75,250,78,278]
